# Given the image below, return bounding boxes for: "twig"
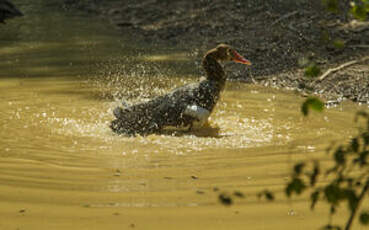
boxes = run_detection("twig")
[250,75,257,84]
[287,23,298,33]
[318,60,357,81]
[271,10,299,26]
[349,45,369,49]
[317,56,369,82]
[345,179,369,230]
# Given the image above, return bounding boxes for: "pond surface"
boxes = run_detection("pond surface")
[1,1,368,229]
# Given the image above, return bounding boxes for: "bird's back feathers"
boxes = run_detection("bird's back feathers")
[110,79,222,135]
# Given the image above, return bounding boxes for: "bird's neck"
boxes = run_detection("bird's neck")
[202,51,226,87]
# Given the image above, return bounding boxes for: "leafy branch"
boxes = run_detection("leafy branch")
[285,107,369,230]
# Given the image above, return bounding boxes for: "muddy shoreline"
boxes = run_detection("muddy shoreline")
[63,0,369,103]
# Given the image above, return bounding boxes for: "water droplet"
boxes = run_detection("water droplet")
[288,209,296,216]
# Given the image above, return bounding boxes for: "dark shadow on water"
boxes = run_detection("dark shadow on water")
[159,125,222,138]
[112,125,224,138]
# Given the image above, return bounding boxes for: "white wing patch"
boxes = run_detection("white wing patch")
[184,105,210,126]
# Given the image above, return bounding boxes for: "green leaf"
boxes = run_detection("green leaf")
[351,4,368,21]
[294,162,305,176]
[233,191,245,198]
[264,190,275,201]
[304,64,321,78]
[359,150,369,166]
[334,147,345,165]
[257,190,275,201]
[219,193,233,206]
[321,224,342,230]
[301,97,324,116]
[311,191,320,210]
[344,189,358,212]
[310,161,320,186]
[362,132,369,146]
[332,39,345,49]
[286,178,307,197]
[324,184,342,205]
[350,138,359,152]
[360,211,369,225]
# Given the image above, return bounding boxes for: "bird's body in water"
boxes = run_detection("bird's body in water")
[111,44,251,136]
[0,0,23,23]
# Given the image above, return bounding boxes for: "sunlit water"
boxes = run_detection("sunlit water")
[1,1,368,230]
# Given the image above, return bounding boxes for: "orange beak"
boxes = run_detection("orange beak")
[232,50,251,65]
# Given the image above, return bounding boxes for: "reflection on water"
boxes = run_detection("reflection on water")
[0,1,368,230]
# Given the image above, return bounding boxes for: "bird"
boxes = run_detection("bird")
[0,0,23,24]
[110,44,251,136]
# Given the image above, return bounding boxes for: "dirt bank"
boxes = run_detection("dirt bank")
[63,0,369,103]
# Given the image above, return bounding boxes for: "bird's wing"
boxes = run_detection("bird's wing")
[111,80,217,134]
[111,95,168,135]
[149,82,210,127]
[183,105,210,122]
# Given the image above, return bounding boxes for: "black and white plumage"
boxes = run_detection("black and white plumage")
[110,44,251,136]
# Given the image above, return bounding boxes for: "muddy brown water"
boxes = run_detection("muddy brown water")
[1,1,369,229]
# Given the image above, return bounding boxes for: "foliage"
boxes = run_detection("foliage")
[360,211,369,225]
[219,98,368,230]
[312,0,368,80]
[218,190,246,206]
[285,110,369,230]
[257,189,275,201]
[332,39,345,49]
[350,0,369,20]
[301,97,325,116]
[304,64,321,78]
[218,193,233,206]
[218,0,369,226]
[218,188,274,206]
[323,0,369,20]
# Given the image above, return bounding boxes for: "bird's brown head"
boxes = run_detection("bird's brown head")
[212,44,251,65]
